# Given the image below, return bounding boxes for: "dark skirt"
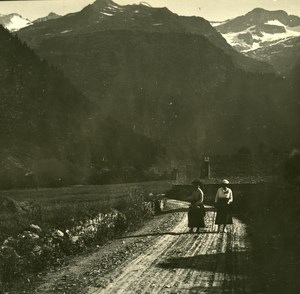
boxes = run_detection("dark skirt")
[215,198,233,225]
[188,204,205,228]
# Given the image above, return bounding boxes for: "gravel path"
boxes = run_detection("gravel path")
[26,200,252,294]
[88,200,253,294]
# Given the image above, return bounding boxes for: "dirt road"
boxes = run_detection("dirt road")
[88,200,252,294]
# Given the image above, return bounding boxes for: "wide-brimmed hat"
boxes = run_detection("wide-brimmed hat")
[191,179,202,186]
[222,179,229,184]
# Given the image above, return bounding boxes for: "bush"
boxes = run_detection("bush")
[0,191,162,286]
[116,193,154,231]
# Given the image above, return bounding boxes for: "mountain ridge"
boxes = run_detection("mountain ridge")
[18,0,272,73]
[15,0,299,157]
[33,12,61,24]
[214,7,300,72]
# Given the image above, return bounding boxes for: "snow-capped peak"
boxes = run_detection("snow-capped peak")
[212,8,300,53]
[0,13,32,31]
[86,0,124,18]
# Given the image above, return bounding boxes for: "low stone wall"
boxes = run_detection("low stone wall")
[165,183,268,212]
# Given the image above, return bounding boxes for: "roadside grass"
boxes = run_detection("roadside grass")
[0,181,172,203]
[0,181,170,289]
[0,181,173,240]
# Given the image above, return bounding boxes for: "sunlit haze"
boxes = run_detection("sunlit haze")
[0,0,300,21]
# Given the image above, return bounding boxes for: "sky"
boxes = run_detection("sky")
[0,0,300,21]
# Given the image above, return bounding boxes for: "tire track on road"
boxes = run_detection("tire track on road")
[88,202,253,294]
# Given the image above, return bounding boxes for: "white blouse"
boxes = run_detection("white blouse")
[192,188,204,204]
[215,187,233,204]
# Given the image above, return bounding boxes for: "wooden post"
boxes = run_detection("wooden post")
[204,156,210,179]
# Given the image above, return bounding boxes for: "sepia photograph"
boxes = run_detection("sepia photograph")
[0,0,300,293]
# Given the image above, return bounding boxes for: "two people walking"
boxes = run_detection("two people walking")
[188,179,233,233]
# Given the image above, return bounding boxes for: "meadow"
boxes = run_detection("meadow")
[0,181,172,287]
[0,180,173,241]
[0,180,173,204]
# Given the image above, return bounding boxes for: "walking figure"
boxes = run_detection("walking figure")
[215,179,233,232]
[188,180,205,233]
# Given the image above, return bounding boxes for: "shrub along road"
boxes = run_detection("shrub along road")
[32,200,253,294]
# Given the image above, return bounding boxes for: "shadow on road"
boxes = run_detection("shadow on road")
[157,251,250,293]
[161,207,189,214]
[118,230,218,239]
[188,285,225,293]
[157,252,249,273]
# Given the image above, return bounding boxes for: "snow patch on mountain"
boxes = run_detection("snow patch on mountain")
[60,29,73,34]
[109,3,120,9]
[0,14,32,31]
[211,20,229,27]
[221,22,300,52]
[95,2,124,17]
[101,12,113,16]
[266,20,285,26]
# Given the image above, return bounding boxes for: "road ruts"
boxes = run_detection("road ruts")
[88,201,252,294]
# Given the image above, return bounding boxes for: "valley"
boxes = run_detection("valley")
[0,1,300,293]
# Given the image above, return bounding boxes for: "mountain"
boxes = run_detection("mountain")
[246,36,300,74]
[0,11,61,32]
[0,25,161,188]
[0,25,88,164]
[214,8,300,73]
[17,0,272,73]
[0,13,32,31]
[16,0,299,157]
[33,12,61,24]
[289,57,300,104]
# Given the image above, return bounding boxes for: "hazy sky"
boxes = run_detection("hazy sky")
[0,0,300,21]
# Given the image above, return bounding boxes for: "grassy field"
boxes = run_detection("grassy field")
[0,181,174,286]
[0,181,174,240]
[0,180,174,204]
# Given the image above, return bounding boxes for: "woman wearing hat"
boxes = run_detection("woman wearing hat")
[188,180,205,232]
[215,179,233,232]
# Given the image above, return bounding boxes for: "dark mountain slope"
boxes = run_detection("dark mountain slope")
[289,59,300,128]
[211,71,299,152]
[0,26,161,188]
[34,29,297,155]
[33,12,61,24]
[0,25,88,161]
[34,30,236,156]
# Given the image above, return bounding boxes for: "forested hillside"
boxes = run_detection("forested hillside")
[0,26,162,189]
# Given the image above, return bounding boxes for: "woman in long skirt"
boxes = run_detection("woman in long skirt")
[215,179,233,232]
[188,180,205,232]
